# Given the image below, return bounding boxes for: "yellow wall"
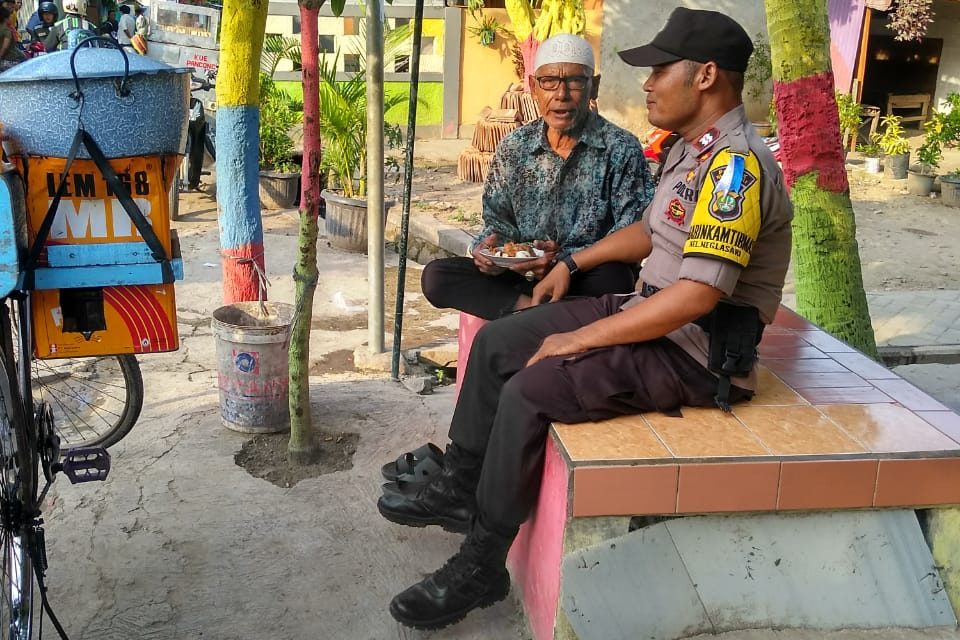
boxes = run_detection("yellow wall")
[459,6,604,127]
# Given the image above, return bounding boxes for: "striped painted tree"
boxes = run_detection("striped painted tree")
[287,0,396,464]
[764,0,878,357]
[286,0,327,464]
[216,0,270,303]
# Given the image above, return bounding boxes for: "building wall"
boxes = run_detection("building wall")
[458,5,605,127]
[927,0,960,109]
[597,0,770,137]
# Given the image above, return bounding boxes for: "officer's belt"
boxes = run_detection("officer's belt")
[637,282,762,411]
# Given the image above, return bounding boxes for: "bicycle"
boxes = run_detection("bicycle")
[1,183,113,640]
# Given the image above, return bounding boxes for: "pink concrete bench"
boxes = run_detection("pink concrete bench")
[503,306,960,640]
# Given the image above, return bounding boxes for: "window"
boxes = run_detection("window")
[319,35,335,53]
[344,54,361,73]
[343,17,358,35]
[292,16,301,34]
[394,18,409,28]
[421,36,435,56]
[394,54,410,73]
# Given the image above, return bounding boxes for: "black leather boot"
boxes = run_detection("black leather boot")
[377,444,480,534]
[389,519,514,630]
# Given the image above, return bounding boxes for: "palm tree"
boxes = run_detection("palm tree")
[764,0,878,357]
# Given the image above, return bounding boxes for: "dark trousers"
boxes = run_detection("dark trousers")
[449,295,746,531]
[186,117,207,189]
[421,256,637,320]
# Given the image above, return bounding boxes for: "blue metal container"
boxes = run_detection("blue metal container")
[0,46,191,159]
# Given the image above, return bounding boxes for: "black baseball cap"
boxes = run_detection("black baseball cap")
[618,7,754,73]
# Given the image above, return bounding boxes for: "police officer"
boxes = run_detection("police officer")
[377,7,793,631]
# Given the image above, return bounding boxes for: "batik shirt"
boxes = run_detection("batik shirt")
[473,112,655,255]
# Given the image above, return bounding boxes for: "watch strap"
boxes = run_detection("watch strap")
[561,254,579,275]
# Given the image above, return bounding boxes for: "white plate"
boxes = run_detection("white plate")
[479,247,545,267]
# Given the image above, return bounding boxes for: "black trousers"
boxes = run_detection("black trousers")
[448,294,748,531]
[420,256,637,320]
[186,117,207,189]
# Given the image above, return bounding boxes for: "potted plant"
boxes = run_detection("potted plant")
[318,48,407,252]
[876,115,911,179]
[941,169,960,207]
[835,91,862,153]
[258,73,302,209]
[858,139,882,174]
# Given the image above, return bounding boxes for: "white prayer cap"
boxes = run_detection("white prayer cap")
[532,34,595,73]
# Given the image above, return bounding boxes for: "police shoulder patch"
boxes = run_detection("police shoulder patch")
[683,148,763,268]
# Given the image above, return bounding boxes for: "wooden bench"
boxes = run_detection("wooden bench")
[887,93,932,125]
[504,306,960,640]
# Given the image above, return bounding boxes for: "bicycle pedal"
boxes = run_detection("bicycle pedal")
[60,448,111,484]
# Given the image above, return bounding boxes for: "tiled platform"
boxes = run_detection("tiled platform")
[507,306,960,640]
[553,306,960,517]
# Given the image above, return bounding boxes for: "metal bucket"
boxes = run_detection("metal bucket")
[211,302,294,434]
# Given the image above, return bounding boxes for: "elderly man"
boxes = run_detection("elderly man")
[421,33,655,321]
[379,7,793,631]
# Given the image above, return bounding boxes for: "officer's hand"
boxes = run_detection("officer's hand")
[471,233,506,275]
[530,256,572,306]
[526,331,588,367]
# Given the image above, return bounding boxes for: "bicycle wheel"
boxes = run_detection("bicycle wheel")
[0,328,36,640]
[9,299,145,451]
[32,354,144,451]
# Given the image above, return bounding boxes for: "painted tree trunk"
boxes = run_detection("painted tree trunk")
[216,0,269,304]
[764,0,878,357]
[288,2,323,465]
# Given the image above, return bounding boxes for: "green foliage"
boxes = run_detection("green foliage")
[259,73,301,173]
[857,140,882,158]
[916,92,960,172]
[316,18,412,198]
[875,115,910,156]
[744,33,772,101]
[317,54,406,198]
[262,33,301,77]
[835,92,863,142]
[469,13,503,46]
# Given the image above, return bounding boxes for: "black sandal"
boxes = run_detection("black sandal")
[380,442,444,482]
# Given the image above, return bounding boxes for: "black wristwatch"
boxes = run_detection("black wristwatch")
[561,254,579,276]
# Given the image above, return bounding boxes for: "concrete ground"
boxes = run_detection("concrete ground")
[37,183,960,639]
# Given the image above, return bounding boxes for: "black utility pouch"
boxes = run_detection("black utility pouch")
[696,302,764,411]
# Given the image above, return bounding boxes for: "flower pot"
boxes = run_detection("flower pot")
[907,170,936,197]
[863,156,882,174]
[259,170,300,210]
[941,175,960,207]
[884,152,910,180]
[321,189,394,253]
[752,121,772,137]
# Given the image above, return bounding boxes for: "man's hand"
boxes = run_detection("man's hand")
[530,252,572,305]
[526,331,589,367]
[471,233,506,275]
[507,239,559,281]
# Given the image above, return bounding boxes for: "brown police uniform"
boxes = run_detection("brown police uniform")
[623,104,793,390]
[446,105,793,532]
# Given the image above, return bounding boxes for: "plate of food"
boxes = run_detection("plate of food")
[479,242,545,267]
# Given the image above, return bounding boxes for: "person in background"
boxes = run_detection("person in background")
[378,7,793,631]
[27,1,57,43]
[43,0,97,51]
[0,6,25,69]
[115,3,134,49]
[134,5,149,37]
[419,33,655,321]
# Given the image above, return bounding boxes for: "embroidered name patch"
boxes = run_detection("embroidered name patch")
[683,148,762,268]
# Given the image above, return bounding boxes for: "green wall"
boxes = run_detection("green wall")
[276,80,442,126]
